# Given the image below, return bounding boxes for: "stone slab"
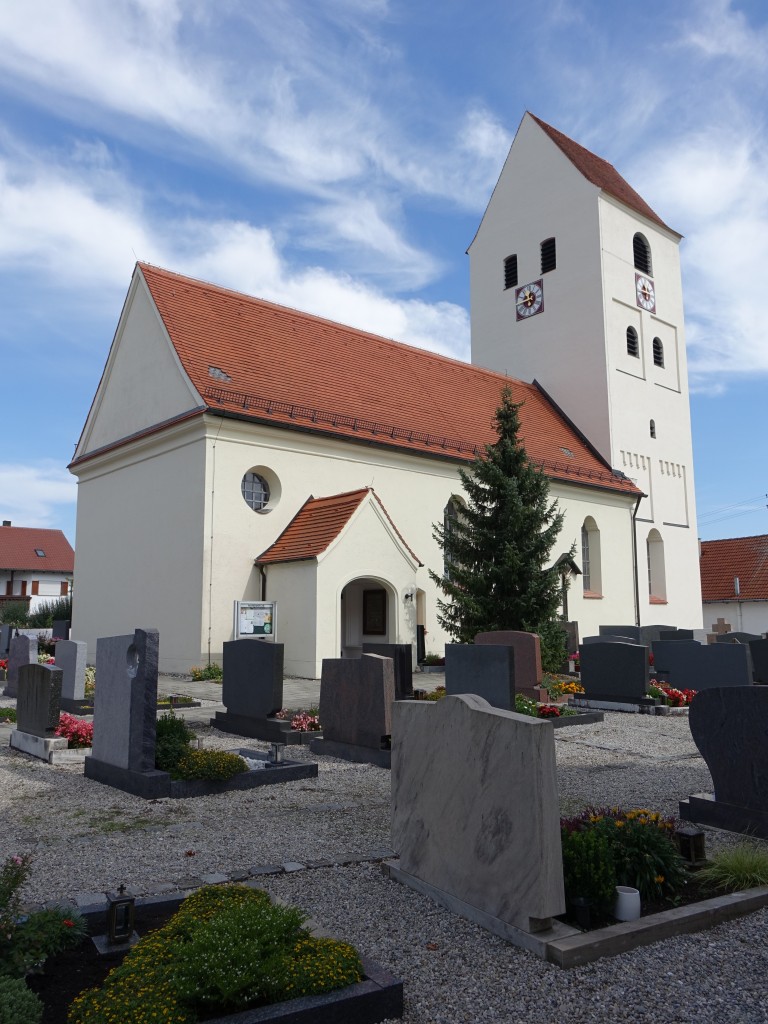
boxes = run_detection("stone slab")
[445,644,516,708]
[222,639,284,718]
[4,634,38,698]
[579,641,649,703]
[211,711,320,745]
[309,737,392,769]
[16,663,62,736]
[362,643,414,699]
[571,698,642,713]
[319,654,394,749]
[49,746,92,764]
[391,694,564,932]
[91,628,159,771]
[652,641,752,691]
[55,639,87,701]
[749,639,768,684]
[680,793,768,839]
[51,619,71,642]
[9,731,67,760]
[475,631,542,691]
[84,750,317,800]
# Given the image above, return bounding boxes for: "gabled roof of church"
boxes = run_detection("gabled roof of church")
[700,535,768,602]
[529,114,676,234]
[0,525,74,572]
[90,263,639,497]
[256,487,422,566]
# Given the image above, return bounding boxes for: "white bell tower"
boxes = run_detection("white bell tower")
[468,112,702,628]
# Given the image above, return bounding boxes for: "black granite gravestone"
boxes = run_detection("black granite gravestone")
[222,640,284,718]
[582,635,636,645]
[363,643,413,699]
[52,619,71,641]
[652,641,751,691]
[680,687,768,838]
[715,631,761,645]
[445,644,515,711]
[0,623,12,657]
[750,639,768,684]
[658,629,694,642]
[17,663,62,737]
[579,641,649,703]
[599,625,641,642]
[638,624,677,643]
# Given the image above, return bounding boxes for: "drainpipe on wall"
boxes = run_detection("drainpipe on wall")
[631,494,643,627]
[260,566,267,601]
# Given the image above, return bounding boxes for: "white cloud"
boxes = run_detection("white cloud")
[679,0,768,67]
[0,463,78,535]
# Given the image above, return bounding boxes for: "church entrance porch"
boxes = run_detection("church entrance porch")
[340,577,397,659]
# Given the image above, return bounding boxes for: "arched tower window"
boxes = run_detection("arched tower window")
[647,529,666,602]
[540,237,556,274]
[650,419,656,439]
[581,517,602,595]
[443,497,462,579]
[626,326,639,357]
[504,255,518,290]
[633,233,653,275]
[653,337,664,367]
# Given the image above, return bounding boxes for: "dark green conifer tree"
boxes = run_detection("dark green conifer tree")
[430,387,570,646]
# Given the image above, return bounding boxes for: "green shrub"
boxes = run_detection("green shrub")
[514,694,538,717]
[0,602,29,626]
[190,662,223,681]
[0,707,16,723]
[0,908,87,978]
[561,827,617,911]
[27,596,71,629]
[68,885,363,1024]
[698,842,768,893]
[536,620,569,674]
[423,686,445,701]
[154,712,196,773]
[173,749,247,782]
[0,977,42,1024]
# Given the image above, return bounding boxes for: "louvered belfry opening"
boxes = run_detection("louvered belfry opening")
[540,237,556,274]
[633,233,652,275]
[626,326,639,357]
[504,254,518,290]
[653,337,664,367]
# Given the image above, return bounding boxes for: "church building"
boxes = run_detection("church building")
[69,113,703,675]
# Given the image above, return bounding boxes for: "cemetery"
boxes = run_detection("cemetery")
[2,621,768,1022]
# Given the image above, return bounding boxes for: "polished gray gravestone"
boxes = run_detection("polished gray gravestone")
[362,643,413,699]
[390,694,570,955]
[55,638,88,710]
[445,643,516,710]
[474,630,541,698]
[310,654,395,767]
[3,634,38,698]
[579,641,649,704]
[52,619,71,642]
[750,639,768,684]
[84,627,164,795]
[638,624,677,643]
[0,623,12,657]
[715,631,761,645]
[211,640,289,740]
[652,640,751,691]
[680,687,768,838]
[9,663,67,760]
[658,629,694,642]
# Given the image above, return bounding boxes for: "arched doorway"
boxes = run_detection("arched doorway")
[339,577,396,659]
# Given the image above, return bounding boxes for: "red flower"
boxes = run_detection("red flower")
[63,919,74,928]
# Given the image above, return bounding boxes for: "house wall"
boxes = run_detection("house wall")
[702,602,768,636]
[70,419,207,671]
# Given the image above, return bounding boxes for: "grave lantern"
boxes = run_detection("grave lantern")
[106,884,135,943]
[675,827,706,866]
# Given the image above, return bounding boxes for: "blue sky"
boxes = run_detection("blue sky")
[1,0,766,545]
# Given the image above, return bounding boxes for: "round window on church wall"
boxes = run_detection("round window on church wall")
[241,471,270,512]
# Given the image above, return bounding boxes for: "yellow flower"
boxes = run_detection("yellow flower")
[655,874,665,884]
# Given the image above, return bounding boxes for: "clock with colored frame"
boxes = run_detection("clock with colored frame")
[515,280,544,320]
[635,273,656,313]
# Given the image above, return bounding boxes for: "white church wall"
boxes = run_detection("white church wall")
[71,419,207,671]
[76,274,201,459]
[262,560,318,680]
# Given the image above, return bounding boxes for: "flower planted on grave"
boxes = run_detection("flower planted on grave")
[54,713,93,749]
[275,708,321,731]
[537,704,561,719]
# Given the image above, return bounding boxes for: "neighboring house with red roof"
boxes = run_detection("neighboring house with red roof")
[700,536,768,635]
[68,113,702,675]
[0,522,73,613]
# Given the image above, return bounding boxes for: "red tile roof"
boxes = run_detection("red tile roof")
[0,526,74,572]
[257,488,422,566]
[530,114,676,235]
[700,535,768,602]
[129,264,639,498]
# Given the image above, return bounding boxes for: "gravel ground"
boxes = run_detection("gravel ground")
[1,708,767,1023]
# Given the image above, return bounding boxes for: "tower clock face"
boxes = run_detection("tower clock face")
[635,273,656,313]
[515,280,544,320]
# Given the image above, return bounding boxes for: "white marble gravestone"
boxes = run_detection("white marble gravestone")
[390,694,566,947]
[55,639,87,703]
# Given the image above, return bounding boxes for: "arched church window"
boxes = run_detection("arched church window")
[581,517,602,595]
[633,233,652,275]
[540,237,556,274]
[504,254,518,290]
[653,337,664,367]
[626,326,639,358]
[443,497,462,579]
[647,529,666,601]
